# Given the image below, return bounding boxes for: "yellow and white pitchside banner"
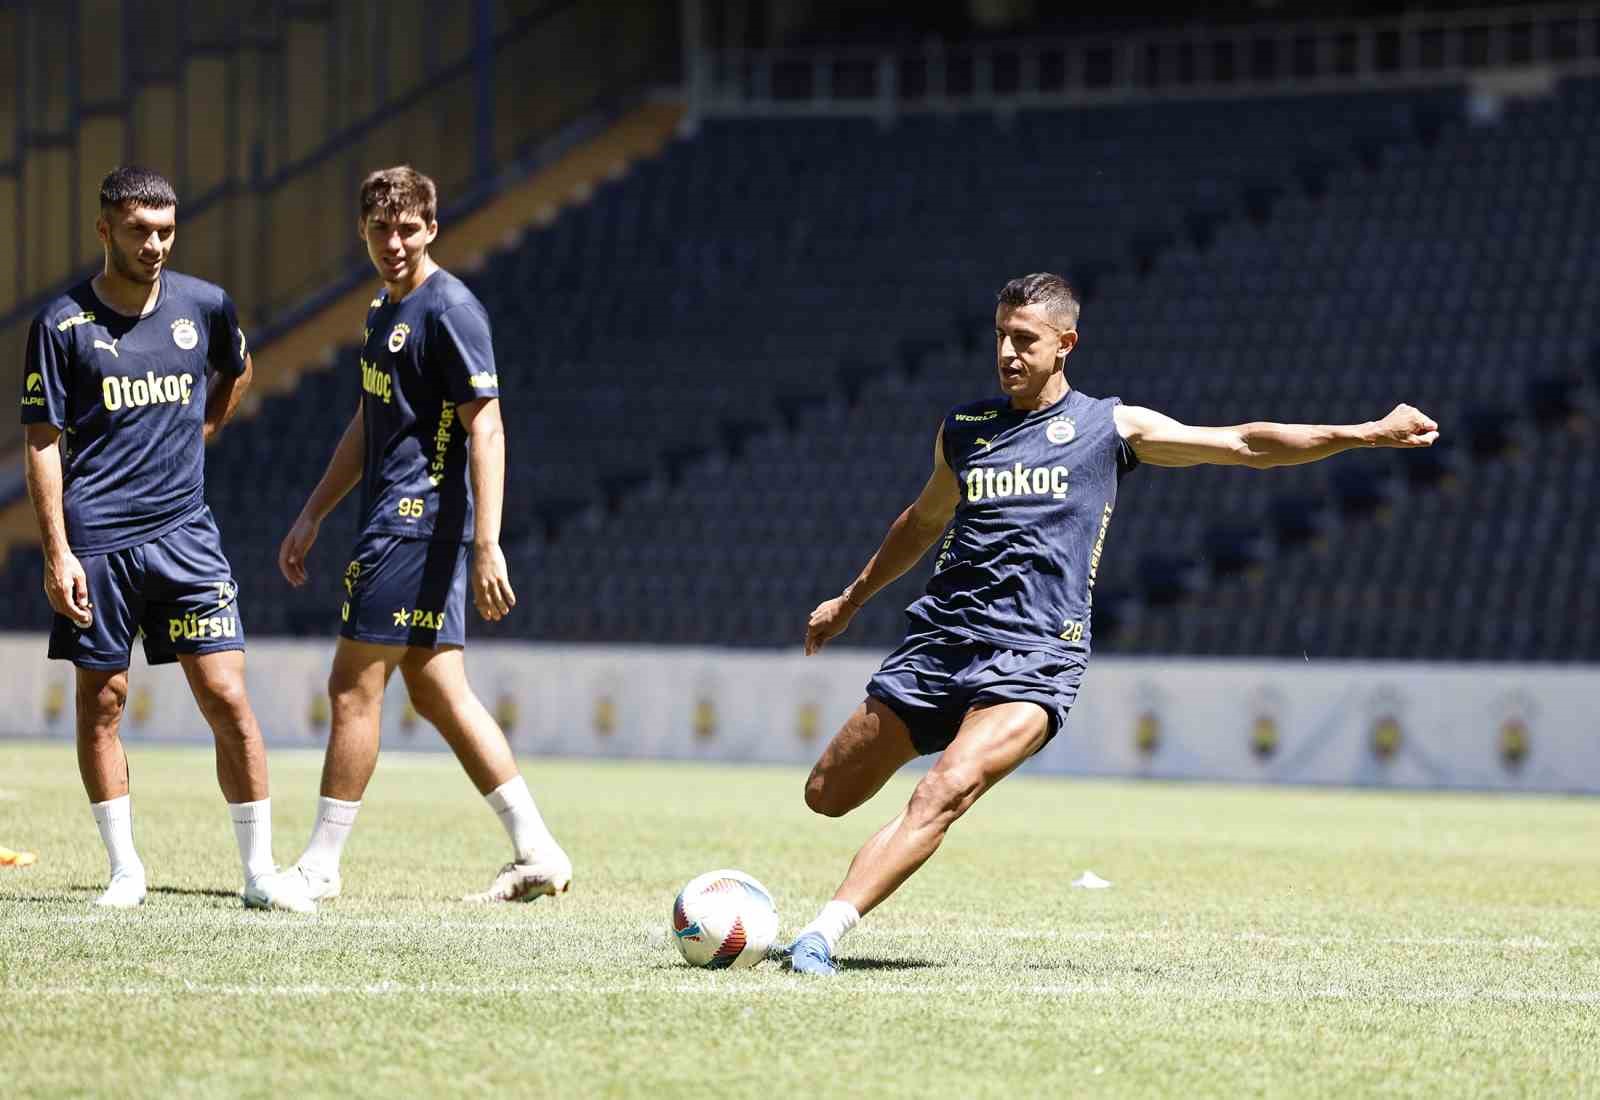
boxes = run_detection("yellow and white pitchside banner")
[0,634,1591,793]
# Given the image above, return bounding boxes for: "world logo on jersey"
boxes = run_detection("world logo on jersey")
[388,323,411,353]
[171,317,199,350]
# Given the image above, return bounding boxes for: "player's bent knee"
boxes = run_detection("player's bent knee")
[908,768,982,829]
[398,666,455,730]
[328,669,382,711]
[407,685,452,730]
[328,688,378,729]
[75,674,128,732]
[194,674,248,716]
[802,769,853,818]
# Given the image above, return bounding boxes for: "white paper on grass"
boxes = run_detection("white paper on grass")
[1071,870,1112,889]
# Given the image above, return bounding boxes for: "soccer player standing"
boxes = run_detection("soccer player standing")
[21,166,313,911]
[781,273,1439,973]
[278,167,571,902]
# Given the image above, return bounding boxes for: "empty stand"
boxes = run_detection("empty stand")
[6,80,1596,662]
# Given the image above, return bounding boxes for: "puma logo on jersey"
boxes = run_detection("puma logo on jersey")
[94,338,120,358]
[974,437,994,451]
[965,462,1071,503]
[102,371,195,411]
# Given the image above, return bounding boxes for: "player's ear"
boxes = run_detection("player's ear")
[95,215,110,248]
[1058,329,1078,359]
[425,221,438,246]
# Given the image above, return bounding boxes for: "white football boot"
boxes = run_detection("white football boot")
[285,862,342,902]
[241,869,317,914]
[93,867,148,909]
[461,850,572,903]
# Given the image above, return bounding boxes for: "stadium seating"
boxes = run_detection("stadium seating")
[4,78,1596,660]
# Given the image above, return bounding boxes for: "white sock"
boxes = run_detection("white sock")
[299,796,361,875]
[90,795,143,880]
[799,900,860,955]
[484,776,562,863]
[228,798,276,882]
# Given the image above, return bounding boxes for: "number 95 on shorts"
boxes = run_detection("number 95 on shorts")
[338,530,469,649]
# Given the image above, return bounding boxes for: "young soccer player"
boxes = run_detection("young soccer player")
[278,166,571,902]
[781,273,1438,973]
[21,166,313,911]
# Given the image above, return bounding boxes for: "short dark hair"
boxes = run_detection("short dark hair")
[359,165,438,224]
[997,272,1080,330]
[99,166,178,213]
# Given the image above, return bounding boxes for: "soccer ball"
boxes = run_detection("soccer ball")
[671,869,779,970]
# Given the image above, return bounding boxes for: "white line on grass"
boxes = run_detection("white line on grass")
[7,982,1597,1005]
[10,915,1585,951]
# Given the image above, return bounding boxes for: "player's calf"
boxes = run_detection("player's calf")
[74,671,131,797]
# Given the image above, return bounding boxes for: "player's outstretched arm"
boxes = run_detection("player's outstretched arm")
[1113,403,1439,469]
[203,352,254,442]
[279,401,366,586]
[460,397,515,623]
[804,425,961,655]
[24,424,92,627]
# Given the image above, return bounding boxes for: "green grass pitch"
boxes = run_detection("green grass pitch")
[1,739,1595,1098]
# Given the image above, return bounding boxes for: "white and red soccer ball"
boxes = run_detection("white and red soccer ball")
[671,869,779,970]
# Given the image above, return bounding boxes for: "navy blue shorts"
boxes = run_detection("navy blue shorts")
[338,530,468,648]
[866,626,1087,756]
[48,507,244,670]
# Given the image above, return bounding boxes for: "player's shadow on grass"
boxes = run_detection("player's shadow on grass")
[57,883,237,899]
[147,885,237,899]
[842,957,940,972]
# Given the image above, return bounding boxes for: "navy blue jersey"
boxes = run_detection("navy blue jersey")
[21,273,247,555]
[356,269,499,542]
[906,388,1139,656]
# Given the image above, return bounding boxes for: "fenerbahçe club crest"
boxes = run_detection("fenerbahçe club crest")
[388,323,411,353]
[171,317,199,350]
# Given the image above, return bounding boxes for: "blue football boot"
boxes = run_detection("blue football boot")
[778,931,839,976]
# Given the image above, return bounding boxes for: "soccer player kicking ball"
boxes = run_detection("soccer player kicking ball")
[780,273,1439,974]
[278,167,570,903]
[21,167,313,912]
